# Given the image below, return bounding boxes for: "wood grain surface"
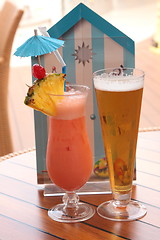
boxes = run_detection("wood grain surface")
[0,131,160,240]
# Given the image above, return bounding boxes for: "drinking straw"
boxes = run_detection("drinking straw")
[38,27,67,90]
[38,27,66,70]
[62,66,66,74]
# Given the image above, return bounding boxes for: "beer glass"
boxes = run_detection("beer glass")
[93,68,147,221]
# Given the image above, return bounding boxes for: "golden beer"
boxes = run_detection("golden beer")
[95,87,143,194]
[94,68,146,221]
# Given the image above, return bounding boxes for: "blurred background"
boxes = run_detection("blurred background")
[1,0,159,153]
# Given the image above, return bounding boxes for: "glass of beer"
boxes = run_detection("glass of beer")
[93,67,147,221]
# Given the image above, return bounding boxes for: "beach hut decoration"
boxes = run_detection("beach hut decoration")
[33,3,135,192]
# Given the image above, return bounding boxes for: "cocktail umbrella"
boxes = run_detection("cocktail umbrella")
[14,29,64,65]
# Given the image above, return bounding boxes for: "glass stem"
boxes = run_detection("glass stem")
[62,191,79,217]
[112,191,132,208]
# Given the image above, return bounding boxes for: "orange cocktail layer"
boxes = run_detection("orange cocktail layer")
[46,95,92,191]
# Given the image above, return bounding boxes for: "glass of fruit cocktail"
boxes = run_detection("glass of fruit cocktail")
[93,67,147,221]
[24,64,95,223]
[46,84,95,222]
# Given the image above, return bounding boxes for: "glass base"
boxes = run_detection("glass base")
[48,202,95,223]
[97,200,147,221]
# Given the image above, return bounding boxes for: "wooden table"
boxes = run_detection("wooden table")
[0,130,160,240]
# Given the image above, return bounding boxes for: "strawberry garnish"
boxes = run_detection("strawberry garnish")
[32,64,46,79]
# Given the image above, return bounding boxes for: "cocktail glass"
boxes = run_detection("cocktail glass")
[93,67,147,221]
[46,84,95,223]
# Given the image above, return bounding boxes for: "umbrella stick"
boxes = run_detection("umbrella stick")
[34,29,41,65]
[37,55,41,65]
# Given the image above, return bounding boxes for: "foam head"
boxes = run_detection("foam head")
[93,68,144,92]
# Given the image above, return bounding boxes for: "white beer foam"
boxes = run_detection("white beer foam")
[94,74,144,92]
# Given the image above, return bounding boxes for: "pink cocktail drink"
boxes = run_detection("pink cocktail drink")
[46,92,92,191]
[46,85,95,223]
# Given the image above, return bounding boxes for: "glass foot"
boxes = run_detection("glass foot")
[97,200,147,221]
[48,203,95,223]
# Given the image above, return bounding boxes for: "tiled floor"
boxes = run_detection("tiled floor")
[8,0,160,152]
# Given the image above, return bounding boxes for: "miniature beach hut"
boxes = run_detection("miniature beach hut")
[33,3,135,186]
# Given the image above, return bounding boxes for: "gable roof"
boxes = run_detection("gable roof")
[48,3,134,55]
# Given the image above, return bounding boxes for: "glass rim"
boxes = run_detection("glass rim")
[49,84,90,97]
[93,67,145,78]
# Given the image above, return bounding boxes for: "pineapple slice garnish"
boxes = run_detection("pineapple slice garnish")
[24,73,65,116]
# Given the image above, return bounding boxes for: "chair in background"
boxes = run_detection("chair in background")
[0,1,23,156]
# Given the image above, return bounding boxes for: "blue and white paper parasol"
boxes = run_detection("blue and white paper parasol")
[14,29,64,66]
